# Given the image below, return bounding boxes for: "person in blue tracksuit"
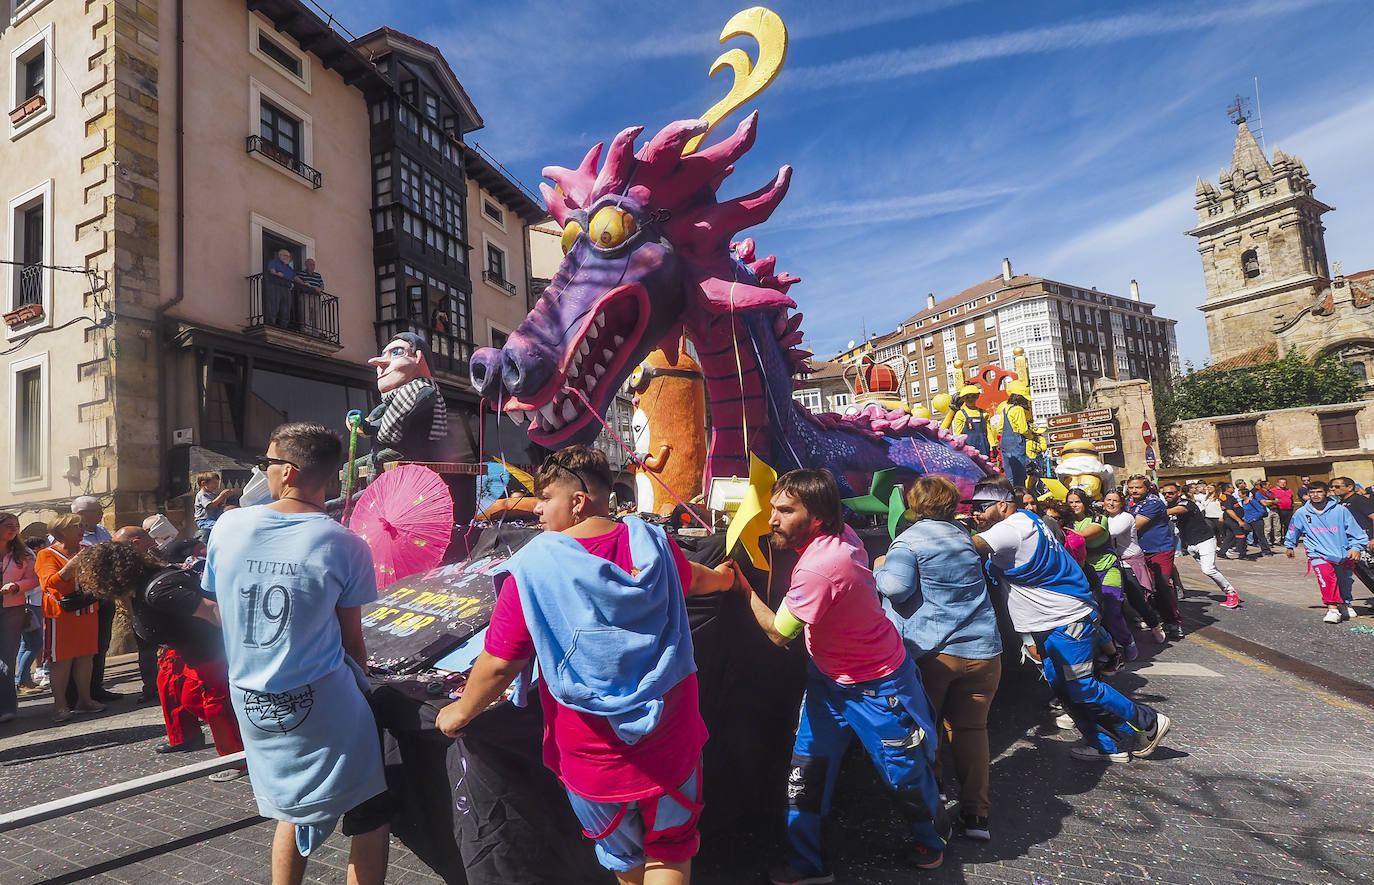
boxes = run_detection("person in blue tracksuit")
[970,476,1172,763]
[1284,480,1368,623]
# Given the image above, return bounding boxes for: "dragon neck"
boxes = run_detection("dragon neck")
[692,310,801,486]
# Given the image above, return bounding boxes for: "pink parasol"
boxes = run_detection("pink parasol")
[349,464,453,589]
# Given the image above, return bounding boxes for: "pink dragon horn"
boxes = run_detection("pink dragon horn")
[592,126,645,200]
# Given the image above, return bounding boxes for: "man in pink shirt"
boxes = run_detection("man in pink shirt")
[738,469,946,884]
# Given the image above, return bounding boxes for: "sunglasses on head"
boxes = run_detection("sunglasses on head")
[542,454,589,495]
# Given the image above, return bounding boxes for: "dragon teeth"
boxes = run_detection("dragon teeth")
[602,349,613,362]
[508,410,528,425]
[593,364,606,379]
[586,324,599,341]
[561,399,578,423]
[539,402,559,427]
[613,335,624,347]
[595,314,606,329]
[578,340,590,358]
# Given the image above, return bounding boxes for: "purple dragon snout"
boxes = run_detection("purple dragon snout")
[469,335,555,401]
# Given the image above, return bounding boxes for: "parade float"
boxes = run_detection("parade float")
[338,9,1048,882]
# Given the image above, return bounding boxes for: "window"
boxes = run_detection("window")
[1218,421,1259,457]
[964,321,976,336]
[1319,412,1359,450]
[1242,248,1261,279]
[793,388,821,411]
[257,32,302,77]
[491,329,509,349]
[9,180,50,318]
[9,352,47,487]
[260,100,300,160]
[966,342,978,360]
[986,336,998,354]
[830,392,851,411]
[10,24,52,137]
[249,15,310,91]
[925,355,936,371]
[928,376,940,392]
[984,316,996,330]
[487,243,506,281]
[922,335,933,349]
[483,200,505,227]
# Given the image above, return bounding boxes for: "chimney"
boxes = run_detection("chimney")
[1129,279,1140,301]
[926,293,936,310]
[1001,258,1012,282]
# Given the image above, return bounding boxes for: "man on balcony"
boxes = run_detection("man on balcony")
[294,258,324,333]
[265,249,296,328]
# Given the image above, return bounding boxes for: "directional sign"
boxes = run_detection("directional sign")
[1050,439,1118,458]
[1141,421,1154,445]
[1047,423,1118,444]
[1047,407,1113,430]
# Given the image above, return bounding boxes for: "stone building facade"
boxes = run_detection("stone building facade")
[1189,118,1374,385]
[1,0,539,532]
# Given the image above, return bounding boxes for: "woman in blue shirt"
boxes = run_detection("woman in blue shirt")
[874,475,1003,842]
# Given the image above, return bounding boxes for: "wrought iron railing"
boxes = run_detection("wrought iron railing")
[17,264,42,307]
[246,273,340,345]
[482,269,516,296]
[245,135,323,189]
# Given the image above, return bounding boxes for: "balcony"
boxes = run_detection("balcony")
[244,273,342,355]
[482,269,516,296]
[245,135,323,189]
[4,265,44,329]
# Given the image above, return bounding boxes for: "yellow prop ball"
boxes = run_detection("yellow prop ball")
[931,393,952,414]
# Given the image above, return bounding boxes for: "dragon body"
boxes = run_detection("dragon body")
[469,115,994,498]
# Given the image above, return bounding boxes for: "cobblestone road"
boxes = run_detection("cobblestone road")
[2,553,1372,884]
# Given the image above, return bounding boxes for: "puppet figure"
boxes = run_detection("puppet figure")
[1052,439,1116,501]
[360,332,450,466]
[627,342,707,515]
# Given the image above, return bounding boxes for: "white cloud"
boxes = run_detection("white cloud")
[783,0,1335,91]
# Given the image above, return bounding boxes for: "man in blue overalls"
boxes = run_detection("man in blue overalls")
[993,381,1036,488]
[970,476,1172,762]
[950,385,991,457]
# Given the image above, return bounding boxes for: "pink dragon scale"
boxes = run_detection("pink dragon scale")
[468,114,994,498]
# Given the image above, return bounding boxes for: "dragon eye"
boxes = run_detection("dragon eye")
[560,219,583,255]
[588,205,637,249]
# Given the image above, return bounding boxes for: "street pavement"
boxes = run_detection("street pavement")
[2,551,1373,884]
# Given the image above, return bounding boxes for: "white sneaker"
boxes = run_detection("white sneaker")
[1323,609,1343,624]
[1342,604,1358,620]
[1055,712,1075,730]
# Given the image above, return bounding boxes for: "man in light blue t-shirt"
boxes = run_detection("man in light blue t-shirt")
[205,422,389,885]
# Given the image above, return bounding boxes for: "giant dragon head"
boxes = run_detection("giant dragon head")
[469,113,793,446]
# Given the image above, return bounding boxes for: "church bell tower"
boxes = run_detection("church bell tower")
[1187,115,1333,364]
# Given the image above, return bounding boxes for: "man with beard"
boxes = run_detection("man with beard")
[737,468,946,883]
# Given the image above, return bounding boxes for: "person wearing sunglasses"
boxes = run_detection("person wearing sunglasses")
[437,445,736,885]
[970,477,1171,764]
[205,422,392,885]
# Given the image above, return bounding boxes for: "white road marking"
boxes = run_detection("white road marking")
[1132,662,1223,677]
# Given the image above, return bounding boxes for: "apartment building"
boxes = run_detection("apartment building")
[1,0,540,525]
[837,259,1180,419]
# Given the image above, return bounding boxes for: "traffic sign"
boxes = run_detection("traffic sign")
[1049,439,1118,458]
[1145,444,1157,468]
[1046,423,1117,444]
[1141,421,1154,445]
[1047,407,1113,430]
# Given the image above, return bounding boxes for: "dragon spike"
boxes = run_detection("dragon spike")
[781,330,804,348]
[788,348,813,362]
[772,272,801,291]
[592,126,645,201]
[750,255,777,277]
[694,111,759,176]
[784,312,804,335]
[709,164,736,194]
[637,119,710,174]
[541,141,603,207]
[700,166,792,243]
[772,309,790,336]
[694,272,796,314]
[540,183,575,227]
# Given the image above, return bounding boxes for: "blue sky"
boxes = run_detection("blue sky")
[329,0,1374,368]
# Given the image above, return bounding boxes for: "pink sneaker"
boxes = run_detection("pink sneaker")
[1221,590,1241,609]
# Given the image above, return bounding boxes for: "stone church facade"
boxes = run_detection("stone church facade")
[1188,118,1373,385]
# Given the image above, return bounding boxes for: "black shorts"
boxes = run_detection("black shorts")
[341,790,393,836]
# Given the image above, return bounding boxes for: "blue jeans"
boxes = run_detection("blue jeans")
[786,657,944,875]
[1003,454,1030,489]
[15,604,42,686]
[1034,616,1158,754]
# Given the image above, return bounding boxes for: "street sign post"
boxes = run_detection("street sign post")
[1047,407,1113,430]
[1047,423,1117,444]
[1145,445,1157,468]
[1049,439,1118,458]
[1141,421,1154,445]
